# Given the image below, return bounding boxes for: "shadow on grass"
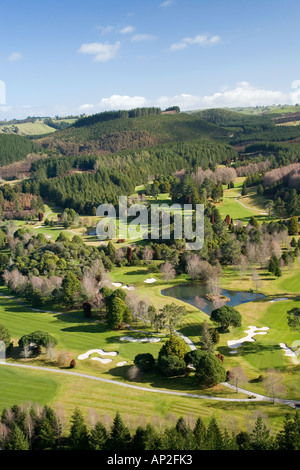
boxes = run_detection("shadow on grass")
[108,364,201,392]
[218,342,281,357]
[122,268,152,277]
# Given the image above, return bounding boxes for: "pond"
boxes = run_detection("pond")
[161,284,265,315]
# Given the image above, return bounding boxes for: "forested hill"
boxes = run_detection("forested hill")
[0,134,38,166]
[189,108,300,145]
[38,112,229,156]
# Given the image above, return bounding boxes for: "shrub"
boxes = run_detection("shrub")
[83,302,92,318]
[18,331,58,349]
[134,353,155,372]
[184,349,207,367]
[70,359,76,368]
[196,353,226,387]
[158,355,186,377]
[0,323,11,349]
[158,335,187,360]
[211,306,242,332]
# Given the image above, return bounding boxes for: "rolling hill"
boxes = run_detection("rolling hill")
[37,112,230,156]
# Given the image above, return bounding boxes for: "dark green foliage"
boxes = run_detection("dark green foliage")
[24,282,43,308]
[288,216,299,235]
[108,412,132,451]
[1,403,300,451]
[184,349,207,368]
[0,323,11,349]
[211,306,242,332]
[61,272,81,306]
[158,355,186,377]
[68,408,89,450]
[250,417,272,450]
[0,134,37,166]
[287,307,300,334]
[89,422,108,450]
[195,353,227,387]
[134,353,155,371]
[193,417,207,450]
[276,413,300,450]
[18,331,58,348]
[7,423,29,450]
[107,296,129,329]
[268,255,282,277]
[158,334,187,360]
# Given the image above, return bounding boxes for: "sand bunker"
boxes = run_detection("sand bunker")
[120,336,161,343]
[117,361,128,367]
[112,282,123,287]
[279,343,297,357]
[270,298,289,303]
[78,349,118,360]
[121,285,135,291]
[144,278,157,284]
[91,357,112,364]
[228,326,270,350]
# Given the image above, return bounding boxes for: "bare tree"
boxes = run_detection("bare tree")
[142,246,154,264]
[87,408,100,429]
[160,262,175,282]
[186,254,201,280]
[127,364,142,382]
[57,350,71,367]
[228,367,248,392]
[24,413,35,449]
[239,255,249,279]
[45,342,57,362]
[264,369,286,403]
[54,404,66,445]
[252,269,262,292]
[20,344,32,360]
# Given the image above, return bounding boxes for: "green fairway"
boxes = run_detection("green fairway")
[216,177,270,224]
[0,366,59,409]
[0,363,291,432]
[218,298,300,399]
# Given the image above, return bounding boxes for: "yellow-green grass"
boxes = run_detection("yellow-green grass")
[216,177,270,224]
[277,121,300,126]
[0,365,291,433]
[220,262,300,297]
[0,121,57,136]
[217,299,300,399]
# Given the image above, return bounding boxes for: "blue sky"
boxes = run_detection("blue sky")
[0,0,300,119]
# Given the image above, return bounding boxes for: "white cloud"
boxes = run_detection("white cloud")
[97,25,115,35]
[79,104,95,111]
[131,34,157,42]
[291,80,300,89]
[0,80,6,105]
[201,82,287,108]
[170,34,221,51]
[120,25,135,34]
[8,52,23,62]
[78,42,120,61]
[100,94,147,109]
[160,0,173,7]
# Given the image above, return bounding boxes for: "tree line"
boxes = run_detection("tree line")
[1,404,300,450]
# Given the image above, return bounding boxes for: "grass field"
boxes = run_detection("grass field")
[0,118,77,136]
[216,177,271,223]
[0,364,291,432]
[1,180,299,433]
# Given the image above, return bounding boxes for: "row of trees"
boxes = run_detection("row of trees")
[2,403,300,450]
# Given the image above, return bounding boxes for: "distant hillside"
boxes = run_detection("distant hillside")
[0,117,77,137]
[190,108,300,145]
[0,134,38,166]
[189,108,273,127]
[228,104,300,116]
[38,112,229,156]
